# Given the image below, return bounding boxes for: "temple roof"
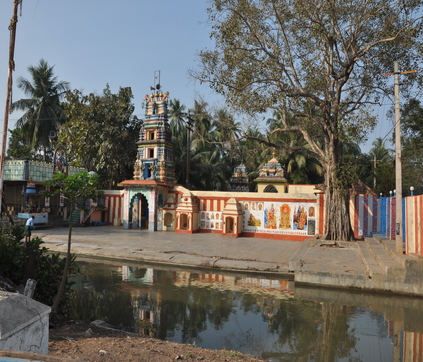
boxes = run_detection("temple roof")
[255,156,287,183]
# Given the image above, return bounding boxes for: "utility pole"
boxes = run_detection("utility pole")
[382,61,417,253]
[0,0,22,201]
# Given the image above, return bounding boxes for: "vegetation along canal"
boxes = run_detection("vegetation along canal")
[69,258,423,361]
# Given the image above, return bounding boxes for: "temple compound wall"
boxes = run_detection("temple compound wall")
[102,185,324,242]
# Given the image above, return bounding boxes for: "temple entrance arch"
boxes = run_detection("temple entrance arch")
[129,193,148,229]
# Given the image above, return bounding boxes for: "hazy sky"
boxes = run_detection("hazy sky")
[0,0,397,154]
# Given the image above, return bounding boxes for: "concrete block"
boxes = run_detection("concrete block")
[0,291,51,355]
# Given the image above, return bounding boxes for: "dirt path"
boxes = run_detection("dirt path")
[48,320,266,362]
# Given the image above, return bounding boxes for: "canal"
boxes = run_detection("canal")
[69,258,423,361]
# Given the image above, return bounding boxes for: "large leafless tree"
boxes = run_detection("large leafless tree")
[194,0,422,241]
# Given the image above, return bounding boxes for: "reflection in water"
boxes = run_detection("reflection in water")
[69,259,423,361]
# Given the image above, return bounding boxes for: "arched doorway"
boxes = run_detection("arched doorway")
[164,212,173,229]
[129,193,149,229]
[180,214,188,230]
[225,217,234,234]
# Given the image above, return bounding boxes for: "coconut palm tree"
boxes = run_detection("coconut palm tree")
[12,59,70,161]
[369,137,393,188]
[168,99,187,134]
[266,112,323,184]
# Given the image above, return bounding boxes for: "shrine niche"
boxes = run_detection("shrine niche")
[222,198,243,237]
[175,193,199,233]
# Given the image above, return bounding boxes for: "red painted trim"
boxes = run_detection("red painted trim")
[363,195,369,237]
[319,193,325,235]
[194,196,317,203]
[419,196,423,255]
[353,195,359,239]
[372,196,378,234]
[241,232,310,241]
[175,229,198,234]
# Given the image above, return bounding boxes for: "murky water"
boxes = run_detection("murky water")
[69,258,423,362]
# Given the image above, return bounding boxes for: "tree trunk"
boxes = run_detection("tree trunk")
[323,161,354,241]
[51,203,73,314]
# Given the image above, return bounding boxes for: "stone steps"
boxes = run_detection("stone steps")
[359,238,404,278]
[358,240,385,278]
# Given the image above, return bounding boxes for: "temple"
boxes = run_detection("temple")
[115,83,323,240]
[118,83,175,230]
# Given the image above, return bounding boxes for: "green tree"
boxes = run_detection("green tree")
[12,59,70,160]
[399,98,423,195]
[6,128,37,160]
[60,86,142,189]
[266,112,323,184]
[368,138,393,191]
[42,171,103,314]
[168,99,187,134]
[195,0,422,241]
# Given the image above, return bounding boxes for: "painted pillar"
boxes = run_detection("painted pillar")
[148,188,158,231]
[123,187,130,229]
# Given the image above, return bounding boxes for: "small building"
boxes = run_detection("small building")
[255,156,289,193]
[2,158,85,220]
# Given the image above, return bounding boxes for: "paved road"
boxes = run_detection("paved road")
[35,225,368,277]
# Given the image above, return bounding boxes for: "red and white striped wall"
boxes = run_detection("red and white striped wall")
[102,190,124,225]
[403,330,423,362]
[353,195,381,238]
[352,195,396,240]
[406,195,423,256]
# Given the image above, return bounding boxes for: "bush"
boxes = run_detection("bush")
[0,229,79,315]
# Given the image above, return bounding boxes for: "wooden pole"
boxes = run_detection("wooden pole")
[394,61,403,253]
[0,0,22,199]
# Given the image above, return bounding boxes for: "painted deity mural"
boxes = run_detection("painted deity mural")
[199,211,223,230]
[243,201,316,236]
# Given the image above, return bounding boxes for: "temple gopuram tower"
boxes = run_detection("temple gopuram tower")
[119,74,175,230]
[134,86,174,183]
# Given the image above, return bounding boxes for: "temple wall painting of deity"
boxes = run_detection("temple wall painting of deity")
[243,201,316,236]
[199,211,223,230]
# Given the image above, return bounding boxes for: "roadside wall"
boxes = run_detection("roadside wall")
[351,195,396,240]
[405,195,423,256]
[102,190,124,226]
[189,191,321,241]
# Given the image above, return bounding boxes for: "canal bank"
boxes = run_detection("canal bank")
[36,225,423,297]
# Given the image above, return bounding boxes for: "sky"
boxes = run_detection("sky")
[0,0,224,140]
[0,0,399,155]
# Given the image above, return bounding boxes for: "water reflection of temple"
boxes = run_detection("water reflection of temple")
[121,266,158,337]
[120,265,295,338]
